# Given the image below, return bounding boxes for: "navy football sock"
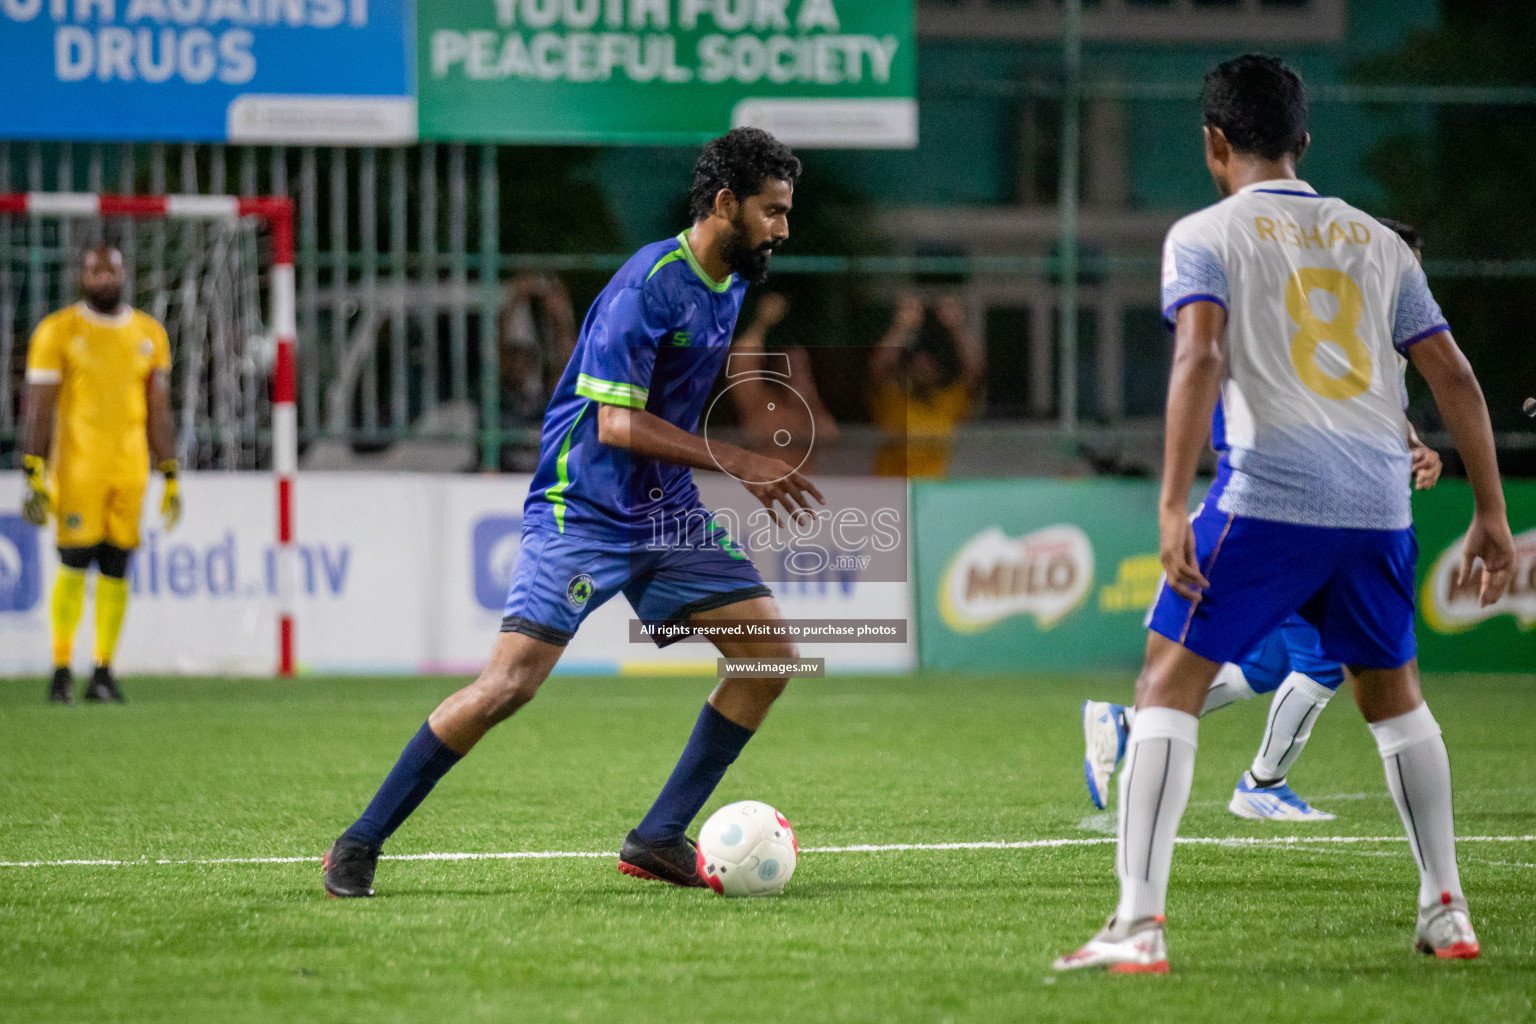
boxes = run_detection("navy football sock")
[342,722,463,848]
[635,702,755,843]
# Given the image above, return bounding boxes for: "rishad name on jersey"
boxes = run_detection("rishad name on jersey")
[1253,217,1375,250]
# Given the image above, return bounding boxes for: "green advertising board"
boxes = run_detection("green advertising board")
[1412,481,1536,671]
[913,479,1168,673]
[418,0,916,146]
[914,478,1536,674]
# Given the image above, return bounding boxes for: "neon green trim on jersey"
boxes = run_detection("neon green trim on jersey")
[575,373,648,409]
[713,524,747,561]
[647,249,685,281]
[546,401,590,533]
[675,230,733,293]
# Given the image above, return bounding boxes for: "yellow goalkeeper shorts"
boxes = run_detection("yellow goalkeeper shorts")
[53,469,147,551]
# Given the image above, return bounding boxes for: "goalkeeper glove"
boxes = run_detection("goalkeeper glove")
[159,458,182,531]
[21,455,50,526]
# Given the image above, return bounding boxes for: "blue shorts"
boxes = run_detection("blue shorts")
[501,523,770,648]
[1236,615,1346,693]
[1148,503,1417,671]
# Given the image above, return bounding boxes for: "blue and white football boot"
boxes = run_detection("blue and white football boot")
[1082,700,1129,810]
[1228,771,1336,821]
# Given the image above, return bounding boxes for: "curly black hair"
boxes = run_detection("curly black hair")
[689,127,802,221]
[1375,217,1422,253]
[1202,54,1308,162]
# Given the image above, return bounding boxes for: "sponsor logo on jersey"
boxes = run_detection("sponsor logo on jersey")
[1422,526,1536,633]
[567,572,595,610]
[938,524,1094,633]
[671,330,692,347]
[0,514,42,614]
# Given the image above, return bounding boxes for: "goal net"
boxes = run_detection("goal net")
[0,193,299,674]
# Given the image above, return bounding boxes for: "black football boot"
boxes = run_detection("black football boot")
[618,829,707,887]
[322,836,381,898]
[83,665,125,703]
[48,667,73,704]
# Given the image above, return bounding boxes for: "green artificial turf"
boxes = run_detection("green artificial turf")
[1,672,1533,1024]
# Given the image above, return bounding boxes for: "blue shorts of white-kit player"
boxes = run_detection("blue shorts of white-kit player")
[1237,614,1346,692]
[500,519,771,648]
[1147,497,1418,672]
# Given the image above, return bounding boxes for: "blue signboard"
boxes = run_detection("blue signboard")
[0,0,414,143]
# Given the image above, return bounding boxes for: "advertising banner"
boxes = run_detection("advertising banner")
[913,479,1165,673]
[0,0,415,144]
[1412,481,1536,672]
[0,472,913,677]
[913,478,1536,674]
[418,0,915,147]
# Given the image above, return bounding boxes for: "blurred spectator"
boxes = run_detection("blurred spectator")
[499,272,577,422]
[726,293,838,473]
[868,293,984,478]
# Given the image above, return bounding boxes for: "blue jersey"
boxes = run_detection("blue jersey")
[524,231,749,542]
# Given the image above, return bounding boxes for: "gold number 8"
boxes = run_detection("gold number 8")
[1285,267,1371,400]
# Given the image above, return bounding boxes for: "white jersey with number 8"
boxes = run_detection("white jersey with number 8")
[1161,178,1448,531]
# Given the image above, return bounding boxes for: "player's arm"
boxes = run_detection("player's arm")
[20,316,63,525]
[595,404,822,522]
[19,380,59,525]
[1158,300,1227,600]
[1408,331,1513,604]
[146,336,182,530]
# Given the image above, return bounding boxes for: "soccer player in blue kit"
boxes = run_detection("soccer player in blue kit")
[323,128,822,897]
[1053,56,1515,972]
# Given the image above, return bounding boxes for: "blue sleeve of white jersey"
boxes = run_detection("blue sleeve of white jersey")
[1392,261,1449,354]
[1160,222,1229,326]
[574,286,669,409]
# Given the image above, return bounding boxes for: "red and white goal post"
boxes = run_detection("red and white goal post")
[1,192,299,676]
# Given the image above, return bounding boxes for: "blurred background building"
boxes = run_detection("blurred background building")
[2,0,1531,480]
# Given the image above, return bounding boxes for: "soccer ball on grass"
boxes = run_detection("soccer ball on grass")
[697,800,798,897]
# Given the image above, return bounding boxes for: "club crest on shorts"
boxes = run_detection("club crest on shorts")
[566,573,594,610]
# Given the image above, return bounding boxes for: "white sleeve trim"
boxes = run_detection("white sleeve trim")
[25,368,61,384]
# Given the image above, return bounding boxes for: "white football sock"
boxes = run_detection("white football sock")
[1200,663,1257,716]
[1369,703,1462,908]
[1250,672,1335,784]
[1115,707,1199,924]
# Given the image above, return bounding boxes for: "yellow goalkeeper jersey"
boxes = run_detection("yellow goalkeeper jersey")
[26,303,171,483]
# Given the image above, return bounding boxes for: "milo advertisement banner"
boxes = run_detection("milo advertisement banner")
[1413,481,1536,671]
[914,478,1536,674]
[914,479,1166,672]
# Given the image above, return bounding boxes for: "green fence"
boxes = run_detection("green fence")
[913,478,1536,674]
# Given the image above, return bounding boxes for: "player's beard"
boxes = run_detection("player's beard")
[723,217,783,284]
[83,283,123,315]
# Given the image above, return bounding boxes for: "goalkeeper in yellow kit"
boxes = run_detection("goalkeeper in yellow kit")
[20,245,181,703]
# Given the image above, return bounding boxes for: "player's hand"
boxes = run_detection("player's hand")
[159,459,182,532]
[1455,511,1515,608]
[1410,444,1442,490]
[728,451,825,525]
[1159,505,1208,601]
[21,455,50,526]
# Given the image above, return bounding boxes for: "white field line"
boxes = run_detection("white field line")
[1,834,1533,870]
